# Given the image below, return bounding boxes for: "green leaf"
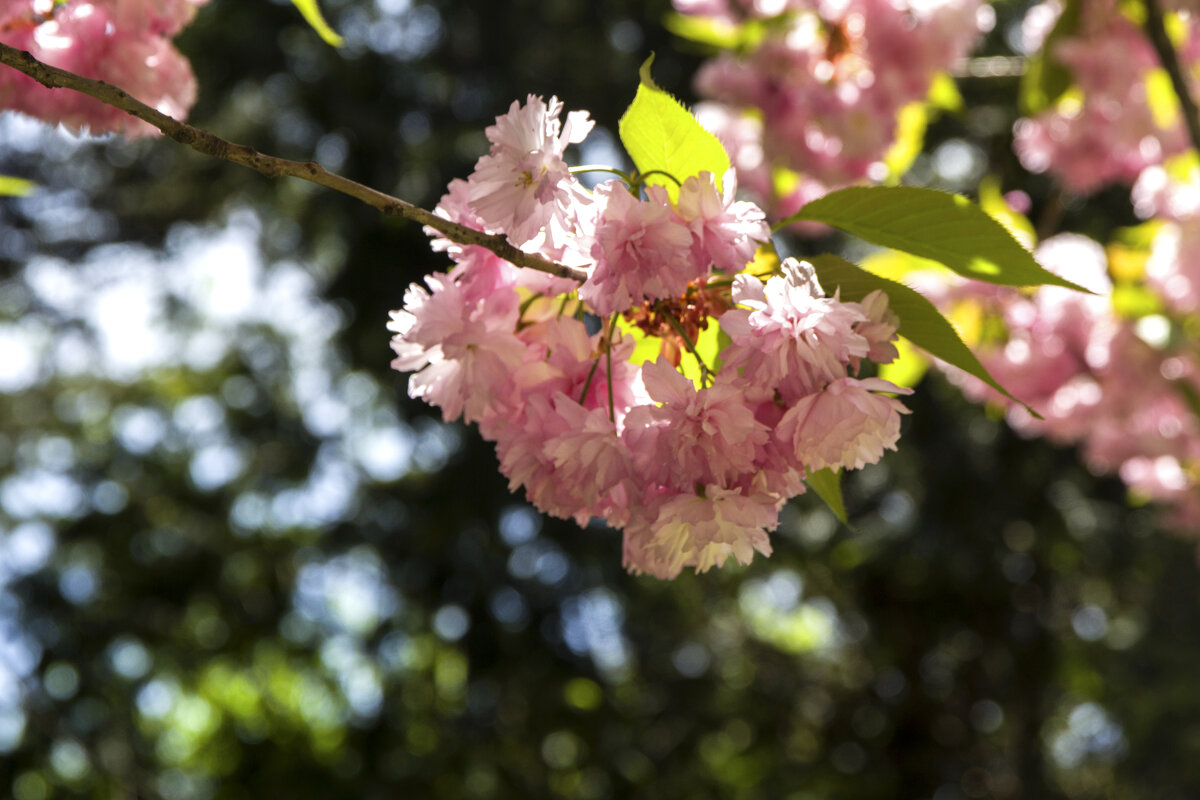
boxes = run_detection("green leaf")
[680,318,722,389]
[1019,0,1080,114]
[664,12,742,49]
[1146,68,1182,130]
[927,72,964,113]
[784,186,1087,292]
[877,336,930,390]
[618,55,731,201]
[881,102,928,183]
[978,176,1036,250]
[882,74,962,183]
[0,175,35,196]
[807,253,1036,414]
[806,468,847,524]
[290,0,344,47]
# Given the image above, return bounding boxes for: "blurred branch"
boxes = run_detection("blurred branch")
[1143,0,1200,158]
[0,42,588,283]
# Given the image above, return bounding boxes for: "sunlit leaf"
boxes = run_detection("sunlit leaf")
[978,176,1036,250]
[808,254,1033,412]
[883,102,927,183]
[927,72,964,113]
[1145,68,1182,130]
[884,75,963,183]
[858,249,943,282]
[877,336,930,390]
[664,12,742,48]
[1019,0,1080,114]
[806,468,847,524]
[290,0,344,47]
[1112,283,1164,319]
[784,186,1087,291]
[618,55,731,201]
[680,319,722,388]
[615,315,663,370]
[0,174,35,196]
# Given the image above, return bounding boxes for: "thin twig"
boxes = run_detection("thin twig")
[1143,0,1200,158]
[605,313,617,422]
[661,311,712,387]
[0,43,588,283]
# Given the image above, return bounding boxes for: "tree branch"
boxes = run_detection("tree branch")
[1143,0,1200,159]
[0,42,589,283]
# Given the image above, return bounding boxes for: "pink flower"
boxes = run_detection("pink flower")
[669,169,770,274]
[0,0,208,136]
[580,181,698,316]
[623,358,770,490]
[623,485,778,579]
[491,393,573,517]
[542,394,636,525]
[513,316,641,421]
[387,273,528,424]
[1011,5,1187,193]
[108,0,207,36]
[430,179,580,299]
[467,95,595,252]
[687,0,987,190]
[720,258,872,399]
[776,377,912,472]
[854,289,901,367]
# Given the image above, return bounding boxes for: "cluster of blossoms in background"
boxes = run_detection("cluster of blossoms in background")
[388,96,910,578]
[924,2,1200,532]
[1012,0,1195,193]
[0,0,208,136]
[10,0,1200,561]
[928,225,1200,530]
[674,0,992,212]
[669,0,1200,537]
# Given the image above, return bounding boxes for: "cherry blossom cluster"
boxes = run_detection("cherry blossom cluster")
[927,228,1200,530]
[675,0,989,210]
[1012,0,1197,194]
[0,0,208,136]
[388,96,910,578]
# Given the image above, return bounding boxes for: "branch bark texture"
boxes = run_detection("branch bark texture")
[0,42,589,283]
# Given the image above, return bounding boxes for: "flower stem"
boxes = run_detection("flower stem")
[634,169,682,187]
[606,314,618,422]
[569,165,632,183]
[661,311,713,387]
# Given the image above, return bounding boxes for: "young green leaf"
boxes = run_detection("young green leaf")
[618,55,731,201]
[1019,0,1080,114]
[806,468,847,524]
[807,253,1038,415]
[783,186,1087,292]
[0,175,35,196]
[290,0,344,47]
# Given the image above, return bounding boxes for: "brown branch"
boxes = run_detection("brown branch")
[0,42,589,283]
[1143,0,1200,159]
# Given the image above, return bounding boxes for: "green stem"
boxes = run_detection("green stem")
[662,311,713,387]
[517,291,544,322]
[606,314,618,422]
[634,169,682,187]
[578,355,602,406]
[570,165,632,182]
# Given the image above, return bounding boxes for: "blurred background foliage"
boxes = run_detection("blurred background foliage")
[2,0,1200,798]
